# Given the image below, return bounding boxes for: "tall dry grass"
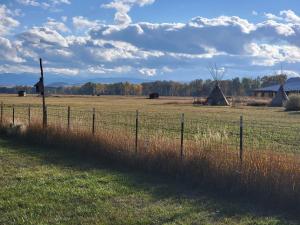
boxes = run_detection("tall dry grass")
[0,119,300,212]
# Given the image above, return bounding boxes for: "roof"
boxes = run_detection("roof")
[255,77,300,92]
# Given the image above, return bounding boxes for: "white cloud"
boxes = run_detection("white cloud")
[17,0,40,7]
[72,16,100,30]
[18,26,69,48]
[17,0,70,10]
[139,68,156,76]
[280,10,300,23]
[44,18,70,33]
[0,37,24,63]
[252,11,258,16]
[3,7,300,79]
[245,43,300,66]
[101,0,155,28]
[0,5,20,36]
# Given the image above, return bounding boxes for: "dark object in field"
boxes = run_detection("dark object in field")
[149,93,159,99]
[206,84,229,106]
[285,95,300,111]
[270,85,289,107]
[18,90,26,97]
[34,77,44,94]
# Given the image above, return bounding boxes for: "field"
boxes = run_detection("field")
[1,94,300,153]
[0,137,298,225]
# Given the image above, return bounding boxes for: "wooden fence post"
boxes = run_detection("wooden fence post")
[12,105,15,125]
[239,115,243,164]
[43,105,47,128]
[180,113,185,160]
[92,108,95,135]
[28,104,31,126]
[0,102,3,125]
[67,106,70,130]
[135,110,139,154]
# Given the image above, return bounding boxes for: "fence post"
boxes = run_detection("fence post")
[12,105,15,125]
[67,106,70,130]
[28,104,31,126]
[135,110,139,154]
[44,106,47,128]
[180,113,185,160]
[0,102,3,125]
[239,115,243,164]
[92,108,95,135]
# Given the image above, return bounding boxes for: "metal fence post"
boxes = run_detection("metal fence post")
[239,115,243,164]
[67,106,71,130]
[12,105,15,125]
[92,108,95,135]
[28,104,31,126]
[180,113,185,160]
[135,110,139,154]
[0,102,3,125]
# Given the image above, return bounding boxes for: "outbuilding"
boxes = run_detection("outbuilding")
[18,90,26,97]
[254,77,300,97]
[149,93,159,99]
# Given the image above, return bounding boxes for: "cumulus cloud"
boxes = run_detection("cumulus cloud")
[0,37,24,63]
[101,0,155,28]
[0,5,20,36]
[72,16,100,31]
[18,26,69,48]
[3,5,300,78]
[17,0,70,10]
[44,18,70,33]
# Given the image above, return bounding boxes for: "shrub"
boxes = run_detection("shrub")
[285,95,300,111]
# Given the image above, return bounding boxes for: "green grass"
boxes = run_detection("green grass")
[0,137,298,225]
[1,94,300,152]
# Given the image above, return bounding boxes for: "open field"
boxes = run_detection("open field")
[1,94,300,153]
[0,137,298,225]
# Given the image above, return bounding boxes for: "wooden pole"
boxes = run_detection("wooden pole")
[39,58,47,128]
[180,113,185,160]
[67,106,70,130]
[0,102,3,125]
[239,115,243,164]
[28,104,31,126]
[135,110,139,154]
[92,108,95,135]
[12,105,15,125]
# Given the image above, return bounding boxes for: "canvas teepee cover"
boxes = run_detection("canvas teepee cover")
[206,83,230,106]
[270,84,289,107]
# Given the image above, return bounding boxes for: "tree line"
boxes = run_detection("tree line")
[0,74,287,97]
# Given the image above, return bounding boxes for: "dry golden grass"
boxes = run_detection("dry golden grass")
[1,119,299,212]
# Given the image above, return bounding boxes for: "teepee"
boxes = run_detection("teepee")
[270,65,289,107]
[270,84,289,107]
[206,64,230,106]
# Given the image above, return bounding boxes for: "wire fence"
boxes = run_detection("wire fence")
[1,103,300,159]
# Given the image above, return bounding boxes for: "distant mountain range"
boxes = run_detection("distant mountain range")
[0,73,152,87]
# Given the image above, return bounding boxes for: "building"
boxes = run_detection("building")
[254,77,300,97]
[149,93,159,99]
[18,90,26,97]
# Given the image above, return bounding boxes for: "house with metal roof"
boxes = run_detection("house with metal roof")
[254,77,300,97]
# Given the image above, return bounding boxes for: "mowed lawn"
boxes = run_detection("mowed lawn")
[0,137,298,225]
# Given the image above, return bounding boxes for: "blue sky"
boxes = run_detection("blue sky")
[1,0,300,82]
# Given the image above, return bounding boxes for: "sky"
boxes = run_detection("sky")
[1,0,300,83]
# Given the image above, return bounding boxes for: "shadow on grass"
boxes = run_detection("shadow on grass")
[1,135,298,224]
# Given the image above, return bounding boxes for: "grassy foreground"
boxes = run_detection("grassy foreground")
[0,137,298,225]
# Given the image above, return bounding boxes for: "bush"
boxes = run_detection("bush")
[284,95,300,111]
